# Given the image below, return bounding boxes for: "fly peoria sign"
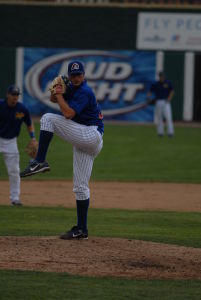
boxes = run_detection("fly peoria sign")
[137,12,201,51]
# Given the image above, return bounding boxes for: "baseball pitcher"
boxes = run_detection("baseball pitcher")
[20,61,104,240]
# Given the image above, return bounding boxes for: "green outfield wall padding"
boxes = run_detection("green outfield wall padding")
[0,48,16,98]
[164,52,184,121]
[1,5,199,49]
[0,5,138,49]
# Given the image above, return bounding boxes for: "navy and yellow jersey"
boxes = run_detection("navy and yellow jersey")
[64,81,104,134]
[150,80,174,100]
[0,99,32,139]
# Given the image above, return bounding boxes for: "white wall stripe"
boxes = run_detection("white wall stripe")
[183,52,195,121]
[156,51,164,79]
[15,47,24,103]
[153,51,164,124]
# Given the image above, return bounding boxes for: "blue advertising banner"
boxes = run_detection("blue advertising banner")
[22,48,156,121]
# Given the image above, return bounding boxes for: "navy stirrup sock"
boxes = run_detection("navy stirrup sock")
[36,130,53,163]
[76,199,89,233]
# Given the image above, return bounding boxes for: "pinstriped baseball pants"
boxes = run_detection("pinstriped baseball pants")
[40,113,103,200]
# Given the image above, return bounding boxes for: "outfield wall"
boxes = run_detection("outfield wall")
[0,4,201,121]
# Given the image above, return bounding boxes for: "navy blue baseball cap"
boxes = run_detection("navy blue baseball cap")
[7,84,20,95]
[68,61,85,76]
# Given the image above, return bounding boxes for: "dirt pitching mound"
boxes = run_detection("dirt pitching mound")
[0,236,201,279]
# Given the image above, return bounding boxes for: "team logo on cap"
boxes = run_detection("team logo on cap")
[71,63,80,71]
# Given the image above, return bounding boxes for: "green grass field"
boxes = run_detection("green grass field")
[0,122,201,182]
[0,122,201,299]
[1,206,201,247]
[1,270,201,300]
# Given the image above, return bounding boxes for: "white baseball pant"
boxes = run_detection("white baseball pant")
[155,100,174,136]
[0,137,20,203]
[40,113,103,200]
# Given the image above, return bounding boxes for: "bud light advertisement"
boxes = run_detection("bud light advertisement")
[22,48,156,121]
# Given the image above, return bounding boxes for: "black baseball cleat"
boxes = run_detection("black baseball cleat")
[20,160,50,177]
[60,226,88,240]
[11,201,23,206]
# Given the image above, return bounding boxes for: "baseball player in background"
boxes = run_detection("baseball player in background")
[0,85,37,206]
[147,71,175,137]
[20,60,104,240]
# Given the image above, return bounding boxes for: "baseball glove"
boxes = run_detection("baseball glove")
[25,139,38,159]
[49,75,70,95]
